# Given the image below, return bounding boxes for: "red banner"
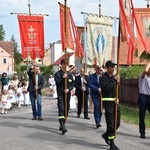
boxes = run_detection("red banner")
[134,8,150,55]
[119,0,136,64]
[59,3,74,51]
[59,3,84,58]
[18,15,44,60]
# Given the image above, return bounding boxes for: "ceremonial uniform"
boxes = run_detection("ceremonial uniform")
[54,59,74,134]
[101,61,120,150]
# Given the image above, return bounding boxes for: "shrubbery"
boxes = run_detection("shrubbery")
[120,65,144,79]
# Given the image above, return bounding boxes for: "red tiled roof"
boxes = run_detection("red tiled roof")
[0,41,14,55]
[53,52,74,65]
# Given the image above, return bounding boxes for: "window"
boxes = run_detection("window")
[3,58,7,64]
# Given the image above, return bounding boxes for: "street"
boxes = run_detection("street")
[0,93,150,150]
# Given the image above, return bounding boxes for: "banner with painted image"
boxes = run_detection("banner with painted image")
[86,15,113,66]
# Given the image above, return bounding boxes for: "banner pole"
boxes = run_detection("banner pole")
[64,0,68,121]
[114,17,121,137]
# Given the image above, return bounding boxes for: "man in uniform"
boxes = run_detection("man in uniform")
[54,59,74,134]
[101,60,120,150]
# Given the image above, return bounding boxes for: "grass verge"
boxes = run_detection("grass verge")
[120,104,150,128]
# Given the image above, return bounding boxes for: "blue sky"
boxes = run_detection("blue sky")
[0,0,147,50]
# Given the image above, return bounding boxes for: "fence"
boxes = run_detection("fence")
[120,78,139,107]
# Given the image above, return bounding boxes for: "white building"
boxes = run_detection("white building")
[50,40,83,73]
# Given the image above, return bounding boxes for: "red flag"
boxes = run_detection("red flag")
[59,3,84,58]
[134,8,150,55]
[70,13,84,58]
[119,0,136,64]
[18,15,44,60]
[59,3,74,51]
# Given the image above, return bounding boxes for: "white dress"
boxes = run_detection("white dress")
[70,88,77,109]
[15,87,24,104]
[7,89,16,103]
[22,85,30,105]
[0,94,11,109]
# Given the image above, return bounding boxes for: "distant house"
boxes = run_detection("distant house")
[50,40,76,73]
[0,41,15,76]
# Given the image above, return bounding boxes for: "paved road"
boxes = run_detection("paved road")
[0,94,150,150]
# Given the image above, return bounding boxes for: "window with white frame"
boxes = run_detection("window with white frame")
[3,58,7,64]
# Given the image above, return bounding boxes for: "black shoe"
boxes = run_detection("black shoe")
[77,115,80,118]
[140,133,146,139]
[102,133,110,145]
[32,117,37,120]
[96,123,102,128]
[110,144,120,150]
[59,125,62,131]
[84,116,90,119]
[38,117,43,121]
[62,125,67,134]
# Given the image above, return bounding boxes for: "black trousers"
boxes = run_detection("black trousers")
[57,93,71,118]
[103,101,120,139]
[138,93,150,134]
[76,91,89,117]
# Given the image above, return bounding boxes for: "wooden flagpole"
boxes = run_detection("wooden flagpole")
[81,74,85,113]
[99,0,103,114]
[64,0,68,120]
[114,17,121,137]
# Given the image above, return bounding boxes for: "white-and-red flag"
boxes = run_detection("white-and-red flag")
[17,15,44,60]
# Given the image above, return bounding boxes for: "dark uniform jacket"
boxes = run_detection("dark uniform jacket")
[100,72,120,99]
[54,70,74,95]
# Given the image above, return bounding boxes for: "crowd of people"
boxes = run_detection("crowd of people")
[53,59,121,150]
[0,73,30,114]
[0,59,149,150]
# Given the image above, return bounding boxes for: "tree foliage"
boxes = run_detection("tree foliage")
[10,35,22,65]
[0,24,5,41]
[41,65,54,76]
[120,65,144,79]
[139,51,150,62]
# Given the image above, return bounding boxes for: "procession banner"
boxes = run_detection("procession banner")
[134,8,150,55]
[18,15,44,60]
[119,0,136,64]
[86,15,113,66]
[59,3,74,51]
[59,3,84,58]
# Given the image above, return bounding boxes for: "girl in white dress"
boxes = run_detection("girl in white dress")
[7,84,16,109]
[22,81,30,106]
[0,89,11,114]
[15,82,24,109]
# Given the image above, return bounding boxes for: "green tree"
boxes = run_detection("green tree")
[42,65,54,76]
[0,24,5,41]
[41,65,55,86]
[10,35,22,65]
